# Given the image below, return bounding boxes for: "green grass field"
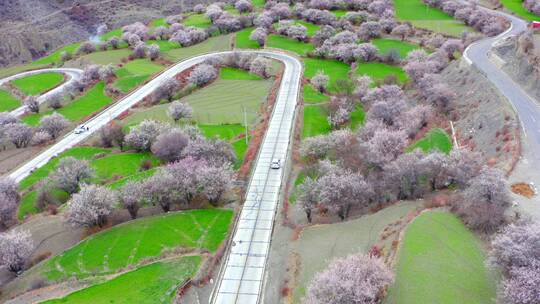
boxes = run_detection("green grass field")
[501,0,539,21]
[356,62,408,84]
[303,105,331,138]
[43,209,232,280]
[220,67,262,80]
[393,0,472,37]
[349,104,365,130]
[372,38,422,59]
[17,147,158,219]
[0,89,21,112]
[266,35,315,56]
[124,78,272,125]
[303,58,350,93]
[183,13,212,28]
[11,73,65,96]
[385,211,496,304]
[107,168,157,190]
[100,28,123,40]
[42,256,200,304]
[332,10,348,17]
[407,128,452,154]
[22,82,113,126]
[114,59,165,93]
[303,85,330,104]
[33,44,81,65]
[235,27,261,49]
[79,49,131,65]
[164,34,232,62]
[273,21,320,37]
[199,123,245,140]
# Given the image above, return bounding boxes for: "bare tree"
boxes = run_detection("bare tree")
[132,42,147,58]
[5,123,33,148]
[148,44,161,61]
[188,64,217,87]
[77,41,97,55]
[118,181,145,219]
[39,113,69,139]
[151,129,190,162]
[31,131,52,146]
[249,56,273,78]
[168,101,193,122]
[125,119,166,152]
[51,157,95,194]
[304,254,393,304]
[153,78,180,102]
[99,122,125,150]
[24,96,40,114]
[297,177,319,222]
[0,230,34,274]
[250,27,268,47]
[46,93,64,110]
[391,24,411,41]
[311,71,330,93]
[199,164,233,205]
[64,185,116,228]
[182,137,237,167]
[454,167,510,233]
[0,178,20,228]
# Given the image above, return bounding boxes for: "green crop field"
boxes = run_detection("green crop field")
[408,128,452,154]
[184,13,212,28]
[42,256,200,304]
[394,0,472,37]
[501,0,539,21]
[11,73,64,96]
[356,62,408,84]
[303,85,330,104]
[296,21,321,37]
[349,104,365,130]
[22,82,113,126]
[100,28,123,40]
[332,10,348,17]
[43,209,232,280]
[124,78,272,125]
[266,35,315,56]
[235,27,261,49]
[220,67,262,80]
[79,49,131,65]
[372,39,422,58]
[17,147,158,219]
[0,89,21,112]
[385,211,496,304]
[114,59,165,93]
[164,34,232,62]
[33,44,81,65]
[303,105,331,138]
[303,58,350,93]
[148,40,180,52]
[107,168,157,190]
[199,123,245,140]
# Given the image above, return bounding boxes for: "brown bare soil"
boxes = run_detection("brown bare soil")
[511,182,536,198]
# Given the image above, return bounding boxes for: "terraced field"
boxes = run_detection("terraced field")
[11,72,65,96]
[42,209,232,280]
[385,211,496,304]
[114,59,166,93]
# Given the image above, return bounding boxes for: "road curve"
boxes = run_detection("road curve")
[463,6,540,216]
[0,68,83,117]
[7,50,302,303]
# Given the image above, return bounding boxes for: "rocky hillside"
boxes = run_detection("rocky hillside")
[0,0,207,67]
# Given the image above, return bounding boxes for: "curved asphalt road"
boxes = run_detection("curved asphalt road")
[0,68,83,117]
[6,50,302,303]
[464,7,540,217]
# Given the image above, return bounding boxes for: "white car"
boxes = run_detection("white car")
[74,126,86,134]
[270,159,281,169]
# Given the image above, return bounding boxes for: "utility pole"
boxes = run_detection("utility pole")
[243,105,249,145]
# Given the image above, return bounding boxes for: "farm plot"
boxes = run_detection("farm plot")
[266,35,315,56]
[114,59,166,93]
[42,256,201,304]
[303,58,350,93]
[22,82,113,126]
[42,209,233,280]
[302,105,331,138]
[356,62,408,84]
[500,0,539,21]
[385,210,496,304]
[164,34,232,62]
[292,201,423,303]
[33,44,81,65]
[372,38,422,59]
[394,0,472,37]
[0,89,21,112]
[407,128,452,154]
[235,27,261,49]
[78,49,131,65]
[11,72,65,96]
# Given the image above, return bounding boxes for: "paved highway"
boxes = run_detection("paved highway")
[0,68,83,117]
[5,50,301,303]
[464,6,540,216]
